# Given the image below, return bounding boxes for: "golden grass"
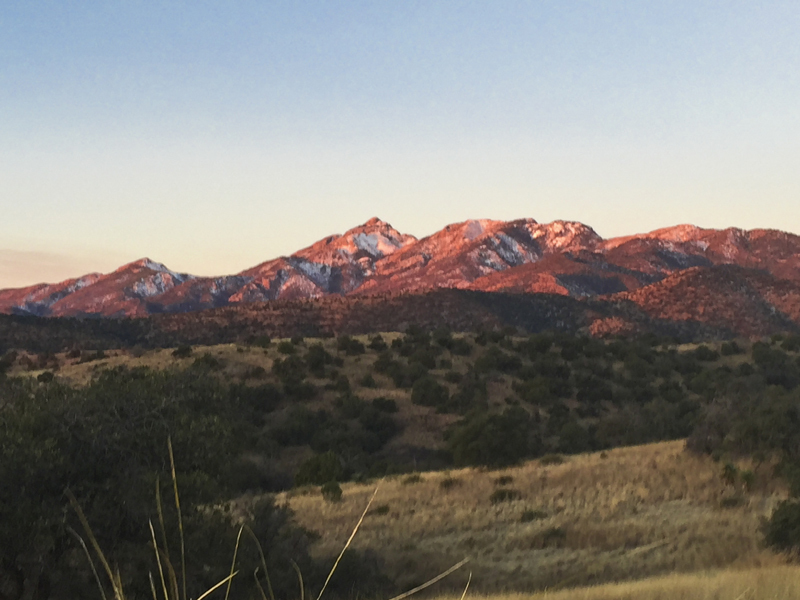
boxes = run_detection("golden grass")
[433,565,800,600]
[274,441,788,593]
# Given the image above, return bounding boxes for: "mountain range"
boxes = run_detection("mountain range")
[2,217,800,337]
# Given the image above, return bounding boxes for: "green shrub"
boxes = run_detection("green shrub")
[273,355,307,384]
[192,352,223,371]
[337,335,366,355]
[321,480,343,502]
[411,376,449,408]
[783,336,800,353]
[741,469,756,491]
[444,370,463,384]
[327,374,351,393]
[490,488,521,504]
[359,373,377,388]
[372,504,391,516]
[335,394,366,418]
[439,476,460,490]
[305,343,333,377]
[449,338,473,356]
[277,340,296,355]
[535,526,567,547]
[295,451,344,486]
[372,397,398,413]
[558,420,592,454]
[433,326,454,349]
[475,345,521,374]
[37,371,55,383]
[249,335,272,348]
[368,335,387,351]
[765,500,800,551]
[520,509,548,522]
[719,495,745,508]
[720,341,742,356]
[243,365,267,379]
[448,407,538,468]
[721,462,739,486]
[172,344,193,358]
[539,454,565,465]
[694,345,720,362]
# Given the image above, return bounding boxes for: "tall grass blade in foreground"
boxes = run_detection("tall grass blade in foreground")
[66,526,109,600]
[67,439,240,600]
[385,559,470,600]
[224,526,245,600]
[312,481,470,600]
[315,483,381,600]
[66,487,126,600]
[243,525,277,600]
[167,438,187,600]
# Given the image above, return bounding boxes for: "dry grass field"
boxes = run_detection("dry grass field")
[271,441,787,594]
[436,566,800,600]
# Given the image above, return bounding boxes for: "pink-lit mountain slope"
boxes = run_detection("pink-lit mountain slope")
[1,218,799,318]
[0,259,193,317]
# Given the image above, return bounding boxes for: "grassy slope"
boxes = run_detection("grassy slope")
[274,441,786,594]
[439,566,800,600]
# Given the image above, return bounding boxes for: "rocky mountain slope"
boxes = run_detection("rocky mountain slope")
[1,217,799,336]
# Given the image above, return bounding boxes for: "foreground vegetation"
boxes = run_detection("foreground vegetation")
[3,329,800,598]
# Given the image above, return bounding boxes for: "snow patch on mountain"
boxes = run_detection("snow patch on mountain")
[130,272,189,298]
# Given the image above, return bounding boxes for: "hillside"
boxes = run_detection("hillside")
[4,330,800,599]
[275,441,786,593]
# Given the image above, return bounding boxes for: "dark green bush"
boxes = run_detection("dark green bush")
[693,345,720,361]
[720,341,742,356]
[37,371,54,383]
[192,352,223,371]
[444,370,463,384]
[449,337,473,356]
[448,407,538,467]
[490,488,521,504]
[372,397,398,413]
[249,335,271,348]
[475,345,522,374]
[321,480,343,502]
[359,373,377,388]
[277,340,296,355]
[765,501,800,551]
[439,476,460,490]
[306,343,333,377]
[520,509,548,522]
[411,376,449,409]
[172,344,193,358]
[368,335,387,351]
[372,504,390,515]
[337,335,366,355]
[295,451,344,486]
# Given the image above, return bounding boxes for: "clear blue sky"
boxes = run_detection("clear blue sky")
[2,1,799,287]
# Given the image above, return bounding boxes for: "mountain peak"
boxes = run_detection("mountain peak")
[363,216,389,228]
[120,258,170,272]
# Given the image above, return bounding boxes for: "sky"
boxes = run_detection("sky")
[1,1,799,288]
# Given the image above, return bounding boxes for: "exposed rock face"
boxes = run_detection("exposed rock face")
[1,217,799,336]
